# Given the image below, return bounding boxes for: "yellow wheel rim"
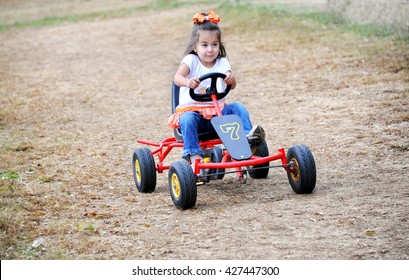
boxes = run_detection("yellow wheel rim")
[171,173,181,199]
[290,157,301,183]
[135,159,141,183]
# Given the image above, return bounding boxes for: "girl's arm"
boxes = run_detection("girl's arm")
[174,63,200,89]
[224,70,236,90]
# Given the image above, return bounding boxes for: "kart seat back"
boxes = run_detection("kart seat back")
[172,82,218,142]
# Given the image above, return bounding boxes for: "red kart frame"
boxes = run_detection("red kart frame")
[133,72,316,209]
[137,137,290,177]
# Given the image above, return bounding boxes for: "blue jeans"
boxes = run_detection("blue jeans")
[179,102,253,158]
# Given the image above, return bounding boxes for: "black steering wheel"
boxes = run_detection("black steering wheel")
[189,72,231,102]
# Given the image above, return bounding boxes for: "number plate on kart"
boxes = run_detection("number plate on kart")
[211,115,252,160]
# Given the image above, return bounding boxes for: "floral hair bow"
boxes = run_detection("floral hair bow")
[192,10,220,24]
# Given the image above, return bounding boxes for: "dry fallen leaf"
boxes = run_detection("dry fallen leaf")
[84,211,111,219]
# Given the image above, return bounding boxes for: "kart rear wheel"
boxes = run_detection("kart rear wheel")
[168,160,197,210]
[286,145,316,194]
[132,147,157,193]
[248,138,269,179]
[204,147,225,180]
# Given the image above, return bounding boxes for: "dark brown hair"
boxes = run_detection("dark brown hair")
[183,21,227,58]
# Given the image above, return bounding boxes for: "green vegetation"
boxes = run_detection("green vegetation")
[219,2,408,41]
[1,0,407,41]
[0,0,211,32]
[38,175,53,183]
[0,171,20,180]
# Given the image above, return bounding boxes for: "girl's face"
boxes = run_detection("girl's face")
[194,30,220,68]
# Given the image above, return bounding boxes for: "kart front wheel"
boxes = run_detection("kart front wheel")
[168,161,197,210]
[286,145,316,194]
[132,147,157,193]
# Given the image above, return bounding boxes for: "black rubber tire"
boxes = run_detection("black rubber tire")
[204,147,225,180]
[286,144,316,194]
[132,147,157,193]
[248,138,269,179]
[168,160,197,210]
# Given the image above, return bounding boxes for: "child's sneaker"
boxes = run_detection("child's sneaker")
[190,154,203,174]
[190,155,210,179]
[246,125,265,139]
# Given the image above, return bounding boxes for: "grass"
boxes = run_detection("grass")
[220,2,409,41]
[0,171,20,180]
[0,0,407,42]
[38,175,53,183]
[0,8,137,32]
[0,0,214,32]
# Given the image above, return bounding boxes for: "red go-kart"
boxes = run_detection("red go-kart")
[133,73,316,209]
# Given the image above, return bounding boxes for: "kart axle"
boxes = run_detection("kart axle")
[200,162,295,178]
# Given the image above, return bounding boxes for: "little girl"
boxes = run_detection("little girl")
[168,10,264,164]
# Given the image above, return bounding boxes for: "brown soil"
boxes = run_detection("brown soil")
[0,0,408,260]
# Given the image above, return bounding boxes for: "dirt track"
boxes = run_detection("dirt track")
[0,1,408,259]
